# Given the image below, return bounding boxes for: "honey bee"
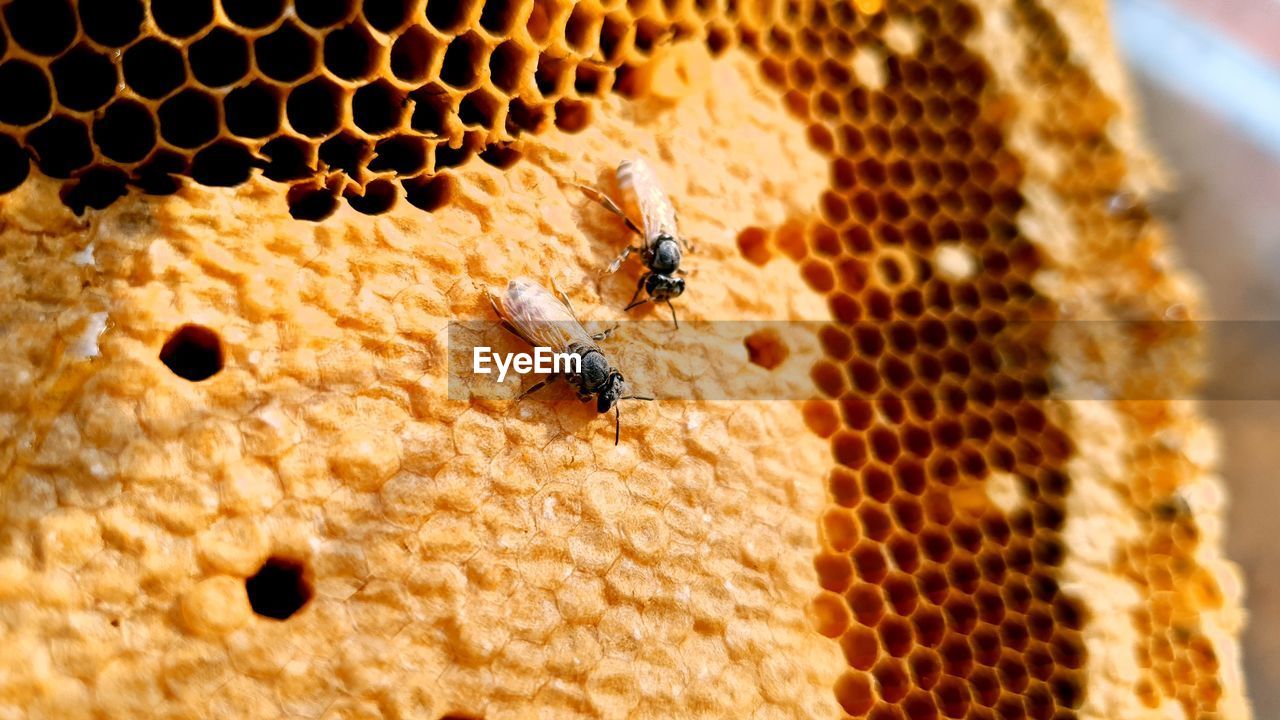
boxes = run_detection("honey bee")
[486,277,652,445]
[580,158,693,327]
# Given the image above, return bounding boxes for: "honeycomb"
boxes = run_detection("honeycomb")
[0,1,1249,720]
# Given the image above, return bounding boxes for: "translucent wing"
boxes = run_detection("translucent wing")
[616,158,678,249]
[492,277,598,354]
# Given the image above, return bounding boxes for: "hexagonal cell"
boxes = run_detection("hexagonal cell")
[255,21,320,83]
[363,0,413,32]
[0,60,52,126]
[159,89,222,149]
[3,0,77,57]
[191,140,256,187]
[295,0,357,29]
[352,80,406,135]
[60,167,130,215]
[0,134,31,195]
[123,38,187,100]
[225,81,284,139]
[26,115,93,178]
[93,99,157,163]
[151,0,215,39]
[49,45,118,113]
[286,182,339,220]
[479,0,521,35]
[78,0,145,47]
[564,3,600,54]
[458,88,502,129]
[221,0,285,28]
[409,86,453,134]
[440,32,488,89]
[344,178,398,215]
[403,172,455,212]
[190,27,251,88]
[318,131,371,175]
[325,23,382,81]
[368,135,427,174]
[261,136,316,181]
[287,77,344,137]
[426,0,480,33]
[391,25,442,83]
[433,138,473,169]
[489,40,529,94]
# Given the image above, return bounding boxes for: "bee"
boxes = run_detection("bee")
[486,277,653,445]
[580,158,693,327]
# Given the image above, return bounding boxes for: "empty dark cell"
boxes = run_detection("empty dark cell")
[352,81,404,134]
[50,46,117,112]
[458,90,498,127]
[433,142,470,169]
[409,88,452,134]
[439,33,483,87]
[345,178,397,214]
[60,167,128,214]
[160,324,224,380]
[123,39,187,99]
[287,183,339,220]
[131,150,186,194]
[261,136,314,181]
[553,98,589,133]
[27,116,92,178]
[426,0,470,32]
[478,143,520,169]
[4,0,76,56]
[363,0,411,31]
[0,61,52,126]
[598,14,628,62]
[191,141,255,186]
[479,0,518,33]
[325,24,379,80]
[225,82,282,138]
[0,134,31,194]
[221,0,286,28]
[287,79,342,137]
[391,26,438,82]
[245,556,312,619]
[489,40,525,93]
[151,0,214,38]
[255,23,318,83]
[564,4,597,53]
[403,172,454,212]
[368,135,426,174]
[296,0,354,27]
[190,28,250,87]
[159,90,220,148]
[93,99,156,162]
[505,97,546,135]
[79,0,144,47]
[318,132,369,175]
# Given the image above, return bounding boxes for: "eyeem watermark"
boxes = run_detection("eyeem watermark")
[473,346,582,383]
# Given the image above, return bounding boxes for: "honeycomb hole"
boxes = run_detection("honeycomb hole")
[368,135,427,174]
[61,168,129,215]
[410,88,452,134]
[599,14,630,63]
[459,89,501,128]
[440,32,486,89]
[479,143,521,169]
[190,28,251,88]
[345,178,397,215]
[93,99,157,163]
[4,0,77,57]
[433,140,473,170]
[0,135,31,194]
[0,61,52,128]
[50,45,117,112]
[122,38,187,99]
[160,324,224,381]
[565,4,600,54]
[191,141,255,187]
[426,0,475,33]
[221,0,286,29]
[295,0,356,29]
[151,0,213,38]
[287,79,344,138]
[28,116,93,178]
[225,82,284,139]
[287,183,340,221]
[479,0,520,35]
[353,81,405,135]
[391,25,440,83]
[78,0,145,47]
[261,137,315,181]
[319,132,371,175]
[489,40,527,94]
[745,329,789,370]
[363,0,413,32]
[159,90,221,149]
[324,23,381,81]
[255,22,319,83]
[403,173,455,212]
[527,0,554,43]
[553,98,590,133]
[737,226,772,265]
[245,556,312,620]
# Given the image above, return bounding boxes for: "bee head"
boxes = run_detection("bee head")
[596,371,625,413]
[644,272,686,300]
[580,351,612,392]
[650,236,681,275]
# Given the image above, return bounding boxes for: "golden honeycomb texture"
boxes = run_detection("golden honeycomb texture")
[0,1,1249,720]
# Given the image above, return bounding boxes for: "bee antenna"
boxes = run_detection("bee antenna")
[615,403,621,446]
[625,296,650,312]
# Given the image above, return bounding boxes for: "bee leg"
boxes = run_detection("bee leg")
[518,374,558,400]
[592,323,619,342]
[578,185,644,237]
[547,276,585,322]
[624,274,650,311]
[665,299,680,330]
[614,404,621,446]
[602,245,637,276]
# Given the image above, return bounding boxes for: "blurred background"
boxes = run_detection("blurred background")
[1111,0,1280,711]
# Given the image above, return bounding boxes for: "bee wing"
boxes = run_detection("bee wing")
[495,277,598,353]
[617,158,678,248]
